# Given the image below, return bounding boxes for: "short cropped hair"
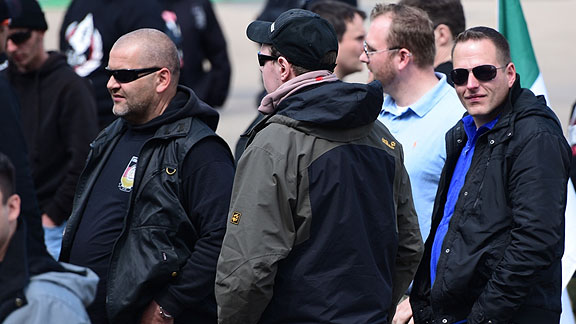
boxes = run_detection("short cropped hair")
[115,29,181,83]
[371,3,435,68]
[309,0,366,42]
[0,153,16,204]
[270,45,338,76]
[399,0,465,38]
[453,26,511,66]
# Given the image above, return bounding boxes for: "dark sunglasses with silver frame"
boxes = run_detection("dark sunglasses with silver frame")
[105,67,162,83]
[450,64,509,86]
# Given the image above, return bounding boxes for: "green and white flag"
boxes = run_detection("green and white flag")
[499,4,576,320]
[498,0,548,102]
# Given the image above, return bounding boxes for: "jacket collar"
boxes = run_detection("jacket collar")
[90,107,193,154]
[455,75,522,146]
[382,72,450,118]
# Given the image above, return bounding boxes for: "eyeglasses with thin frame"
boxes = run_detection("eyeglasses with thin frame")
[363,41,401,61]
[450,64,509,86]
[257,52,279,67]
[105,67,162,83]
[8,30,32,45]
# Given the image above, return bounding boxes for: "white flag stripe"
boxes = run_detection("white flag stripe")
[563,179,576,289]
[561,288,576,324]
[529,73,549,105]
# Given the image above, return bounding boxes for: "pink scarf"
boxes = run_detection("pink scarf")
[258,70,339,114]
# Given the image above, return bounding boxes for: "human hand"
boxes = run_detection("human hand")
[140,300,174,324]
[392,297,414,324]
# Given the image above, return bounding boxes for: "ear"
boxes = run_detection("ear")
[505,62,517,87]
[277,57,295,82]
[6,194,20,223]
[434,24,453,47]
[155,68,172,93]
[397,48,412,71]
[38,30,47,38]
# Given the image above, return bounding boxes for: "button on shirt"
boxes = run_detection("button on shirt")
[378,73,464,240]
[430,115,499,285]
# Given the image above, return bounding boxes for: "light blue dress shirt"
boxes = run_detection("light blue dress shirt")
[377,73,464,240]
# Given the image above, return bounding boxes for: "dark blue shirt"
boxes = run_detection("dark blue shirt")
[430,115,499,285]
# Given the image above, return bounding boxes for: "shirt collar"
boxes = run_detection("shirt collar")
[382,72,451,117]
[462,114,499,145]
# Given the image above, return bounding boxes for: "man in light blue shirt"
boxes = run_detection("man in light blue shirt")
[360,4,464,322]
[361,3,464,241]
[379,72,463,240]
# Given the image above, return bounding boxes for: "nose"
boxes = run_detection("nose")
[359,51,369,64]
[6,39,17,54]
[466,71,480,89]
[107,75,120,92]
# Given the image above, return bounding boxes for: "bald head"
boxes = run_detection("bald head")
[113,28,180,84]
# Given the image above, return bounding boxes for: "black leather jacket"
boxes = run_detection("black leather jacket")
[60,87,234,323]
[411,77,572,324]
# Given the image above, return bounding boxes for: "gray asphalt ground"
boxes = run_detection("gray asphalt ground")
[43,0,576,154]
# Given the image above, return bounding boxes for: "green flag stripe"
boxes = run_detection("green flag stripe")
[498,0,539,88]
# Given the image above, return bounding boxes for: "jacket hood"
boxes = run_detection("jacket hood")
[129,85,220,132]
[38,52,68,76]
[30,263,98,307]
[275,80,383,129]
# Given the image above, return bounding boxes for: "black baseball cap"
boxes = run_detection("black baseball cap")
[247,9,338,71]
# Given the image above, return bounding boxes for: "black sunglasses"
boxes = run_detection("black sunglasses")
[8,30,32,45]
[450,64,508,86]
[105,67,162,83]
[257,52,279,67]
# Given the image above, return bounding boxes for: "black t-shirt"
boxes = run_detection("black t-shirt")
[69,126,153,324]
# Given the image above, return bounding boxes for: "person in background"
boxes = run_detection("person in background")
[59,29,235,323]
[216,9,422,323]
[255,0,357,22]
[0,153,98,324]
[309,0,366,80]
[398,0,466,86]
[410,26,571,324]
[6,0,98,259]
[0,0,64,278]
[160,0,232,108]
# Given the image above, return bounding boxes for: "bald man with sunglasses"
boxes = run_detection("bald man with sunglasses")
[59,28,235,324]
[409,26,571,324]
